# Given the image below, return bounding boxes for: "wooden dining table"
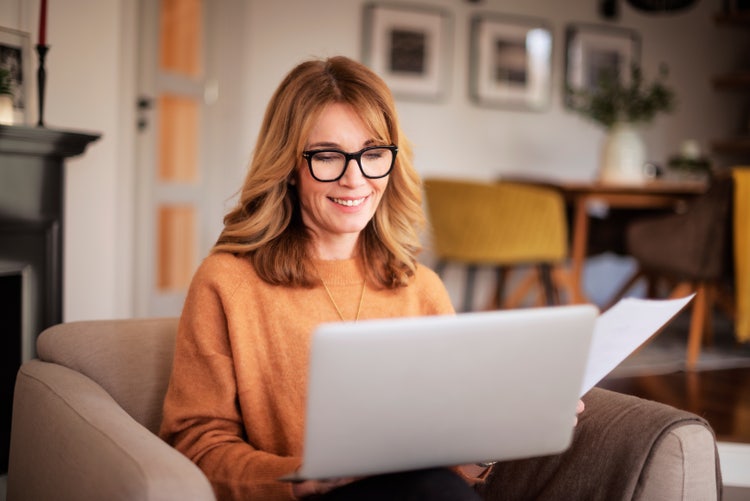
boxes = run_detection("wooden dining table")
[561,179,708,303]
[507,177,709,304]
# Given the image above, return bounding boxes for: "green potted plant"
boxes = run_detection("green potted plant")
[0,67,14,125]
[568,64,676,183]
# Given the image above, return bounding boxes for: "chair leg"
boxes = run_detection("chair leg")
[714,284,736,321]
[434,260,447,277]
[489,266,509,310]
[668,281,695,300]
[703,285,716,346]
[551,265,576,305]
[645,272,662,298]
[686,283,708,370]
[538,264,556,306]
[502,268,532,309]
[603,267,645,310]
[463,265,478,312]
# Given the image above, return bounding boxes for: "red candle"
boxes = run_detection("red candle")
[38,0,47,46]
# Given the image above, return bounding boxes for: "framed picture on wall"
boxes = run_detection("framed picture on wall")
[469,13,553,110]
[362,3,451,101]
[0,26,31,125]
[564,23,640,108]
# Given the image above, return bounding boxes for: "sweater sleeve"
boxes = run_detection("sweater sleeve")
[415,263,456,316]
[159,259,300,501]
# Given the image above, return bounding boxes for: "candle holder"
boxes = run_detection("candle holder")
[36,44,49,127]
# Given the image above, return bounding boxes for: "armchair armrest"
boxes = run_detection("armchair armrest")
[477,388,720,501]
[8,360,215,501]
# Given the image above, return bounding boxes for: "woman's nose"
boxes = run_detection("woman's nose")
[339,158,366,186]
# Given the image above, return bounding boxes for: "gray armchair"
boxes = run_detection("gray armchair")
[8,318,721,500]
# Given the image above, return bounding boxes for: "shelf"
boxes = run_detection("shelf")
[710,137,750,154]
[712,71,750,90]
[713,11,750,89]
[714,11,750,27]
[712,11,750,160]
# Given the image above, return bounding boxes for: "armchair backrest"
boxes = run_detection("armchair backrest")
[36,317,179,434]
[626,174,733,281]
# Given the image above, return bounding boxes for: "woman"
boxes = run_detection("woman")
[159,56,491,500]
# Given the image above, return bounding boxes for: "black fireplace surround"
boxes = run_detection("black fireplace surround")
[0,124,99,472]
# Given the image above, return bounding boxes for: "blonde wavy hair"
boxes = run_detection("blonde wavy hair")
[213,56,425,289]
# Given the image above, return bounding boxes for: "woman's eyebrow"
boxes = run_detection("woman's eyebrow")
[305,139,378,150]
[306,141,340,150]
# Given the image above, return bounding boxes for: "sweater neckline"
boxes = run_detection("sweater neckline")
[312,258,364,286]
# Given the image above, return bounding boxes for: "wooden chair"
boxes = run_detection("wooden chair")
[423,178,573,311]
[607,173,735,369]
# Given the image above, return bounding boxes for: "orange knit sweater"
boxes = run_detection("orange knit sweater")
[159,252,455,500]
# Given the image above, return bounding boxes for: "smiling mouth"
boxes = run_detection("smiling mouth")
[331,197,366,207]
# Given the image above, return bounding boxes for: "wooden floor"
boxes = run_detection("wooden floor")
[598,366,750,444]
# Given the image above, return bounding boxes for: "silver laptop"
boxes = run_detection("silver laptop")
[283,304,598,481]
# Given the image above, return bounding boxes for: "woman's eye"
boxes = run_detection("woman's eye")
[314,152,341,163]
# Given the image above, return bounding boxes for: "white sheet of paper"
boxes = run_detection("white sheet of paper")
[580,294,695,396]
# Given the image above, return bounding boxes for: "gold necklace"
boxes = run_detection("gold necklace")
[319,277,366,322]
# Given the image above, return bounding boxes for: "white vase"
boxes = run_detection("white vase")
[0,94,13,125]
[599,122,646,184]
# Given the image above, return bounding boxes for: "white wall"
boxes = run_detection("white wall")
[242,0,748,182]
[1,0,747,320]
[52,1,136,321]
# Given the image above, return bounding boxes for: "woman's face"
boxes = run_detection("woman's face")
[296,102,390,259]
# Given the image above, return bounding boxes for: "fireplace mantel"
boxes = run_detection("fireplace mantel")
[0,124,100,157]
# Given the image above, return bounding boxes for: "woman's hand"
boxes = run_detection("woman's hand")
[458,463,491,479]
[292,477,356,498]
[574,399,585,426]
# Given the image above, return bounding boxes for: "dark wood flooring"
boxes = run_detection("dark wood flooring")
[598,366,750,444]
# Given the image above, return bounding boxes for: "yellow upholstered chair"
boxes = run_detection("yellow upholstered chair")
[423,178,573,311]
[734,167,750,346]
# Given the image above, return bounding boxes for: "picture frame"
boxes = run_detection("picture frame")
[362,3,451,101]
[0,26,31,125]
[564,23,640,108]
[469,14,553,110]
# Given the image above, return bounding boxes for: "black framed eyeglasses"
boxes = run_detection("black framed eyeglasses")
[302,144,398,182]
